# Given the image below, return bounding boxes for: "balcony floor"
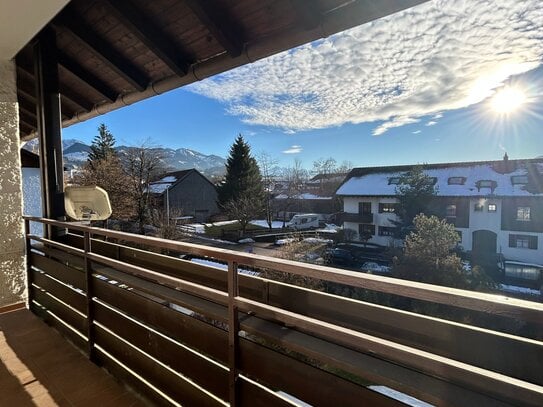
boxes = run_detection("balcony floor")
[0,307,145,406]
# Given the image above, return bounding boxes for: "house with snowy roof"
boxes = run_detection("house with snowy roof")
[148,169,219,222]
[336,156,543,284]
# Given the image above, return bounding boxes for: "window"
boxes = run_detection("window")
[476,180,497,191]
[388,177,401,185]
[488,204,497,212]
[509,234,538,250]
[378,226,396,236]
[358,202,371,214]
[448,177,466,185]
[511,175,528,185]
[379,203,398,213]
[505,264,541,281]
[358,224,375,237]
[474,203,484,212]
[516,206,531,221]
[446,204,457,217]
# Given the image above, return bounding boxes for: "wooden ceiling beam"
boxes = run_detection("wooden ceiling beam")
[103,0,191,76]
[17,65,94,112]
[19,105,37,121]
[185,0,243,57]
[290,0,322,30]
[19,110,37,127]
[19,120,36,134]
[57,51,118,102]
[54,7,149,91]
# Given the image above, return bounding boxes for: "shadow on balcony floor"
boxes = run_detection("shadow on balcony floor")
[0,307,145,406]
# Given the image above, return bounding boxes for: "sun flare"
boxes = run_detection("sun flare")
[490,86,527,114]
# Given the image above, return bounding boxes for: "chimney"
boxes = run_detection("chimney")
[503,152,509,161]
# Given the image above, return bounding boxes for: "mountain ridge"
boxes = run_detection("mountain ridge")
[23,138,226,177]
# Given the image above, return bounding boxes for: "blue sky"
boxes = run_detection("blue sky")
[64,0,543,169]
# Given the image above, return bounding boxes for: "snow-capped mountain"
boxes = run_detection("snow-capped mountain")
[23,139,226,176]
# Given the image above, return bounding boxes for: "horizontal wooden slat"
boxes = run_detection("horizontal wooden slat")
[265,280,543,386]
[94,301,229,401]
[27,217,543,325]
[237,297,543,407]
[239,336,400,407]
[94,347,173,407]
[29,300,87,352]
[70,234,543,385]
[30,252,86,290]
[92,276,228,363]
[32,270,87,314]
[238,377,301,407]
[31,286,87,335]
[241,312,512,407]
[94,325,222,407]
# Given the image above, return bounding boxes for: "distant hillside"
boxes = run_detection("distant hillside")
[23,139,226,178]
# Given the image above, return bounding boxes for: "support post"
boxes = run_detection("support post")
[24,219,32,307]
[34,27,65,237]
[84,231,96,362]
[228,260,240,406]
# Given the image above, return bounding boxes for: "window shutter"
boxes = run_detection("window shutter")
[529,236,538,250]
[509,235,515,247]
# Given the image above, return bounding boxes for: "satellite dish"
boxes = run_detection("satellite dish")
[64,186,112,221]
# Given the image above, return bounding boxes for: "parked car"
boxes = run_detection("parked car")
[361,262,390,274]
[324,248,356,266]
[287,213,325,230]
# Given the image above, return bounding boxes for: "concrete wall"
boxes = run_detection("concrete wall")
[0,60,25,306]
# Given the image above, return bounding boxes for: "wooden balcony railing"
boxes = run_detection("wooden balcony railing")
[340,212,374,224]
[23,217,543,406]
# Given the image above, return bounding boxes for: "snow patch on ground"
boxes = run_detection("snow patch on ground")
[275,238,297,245]
[303,237,333,244]
[205,220,238,227]
[190,258,259,276]
[500,284,541,296]
[250,220,285,228]
[238,238,255,244]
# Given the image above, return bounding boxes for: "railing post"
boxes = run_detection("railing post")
[84,231,96,362]
[24,219,33,308]
[228,260,240,406]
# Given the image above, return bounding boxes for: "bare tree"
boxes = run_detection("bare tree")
[74,155,135,220]
[278,159,308,226]
[257,152,280,229]
[124,143,165,234]
[222,195,263,236]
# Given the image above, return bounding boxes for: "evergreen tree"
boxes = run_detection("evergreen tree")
[88,123,117,165]
[392,214,495,291]
[217,135,264,206]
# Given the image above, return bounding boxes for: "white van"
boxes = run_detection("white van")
[287,214,323,230]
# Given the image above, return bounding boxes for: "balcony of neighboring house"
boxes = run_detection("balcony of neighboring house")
[341,212,375,224]
[1,1,543,406]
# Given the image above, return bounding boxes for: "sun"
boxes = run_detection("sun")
[490,86,527,114]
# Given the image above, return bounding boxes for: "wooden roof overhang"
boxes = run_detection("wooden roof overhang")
[15,0,428,140]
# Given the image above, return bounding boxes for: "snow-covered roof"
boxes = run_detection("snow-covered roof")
[337,159,543,197]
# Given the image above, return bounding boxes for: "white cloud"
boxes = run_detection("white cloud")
[282,145,302,154]
[412,130,422,134]
[189,0,543,135]
[426,121,438,126]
